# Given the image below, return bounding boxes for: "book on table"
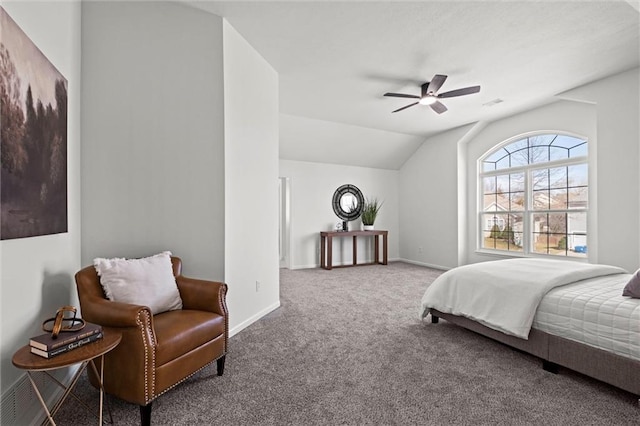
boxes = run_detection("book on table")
[29,322,103,352]
[30,331,104,358]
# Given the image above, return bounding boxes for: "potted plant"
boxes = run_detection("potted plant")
[361,197,383,231]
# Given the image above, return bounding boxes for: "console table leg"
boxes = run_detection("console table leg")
[352,235,357,265]
[374,235,380,264]
[320,236,326,269]
[327,236,333,270]
[383,234,388,265]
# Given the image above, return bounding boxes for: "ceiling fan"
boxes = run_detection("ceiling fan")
[384,74,480,114]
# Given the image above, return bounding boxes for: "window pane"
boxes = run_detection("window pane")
[510,191,525,211]
[568,212,587,234]
[496,156,510,171]
[531,213,568,255]
[483,176,497,194]
[532,169,549,190]
[529,144,550,164]
[483,161,496,172]
[549,189,568,209]
[568,164,587,186]
[496,175,509,194]
[483,148,507,172]
[509,147,530,167]
[553,134,586,150]
[569,186,588,209]
[549,146,570,161]
[570,142,588,158]
[567,212,587,258]
[481,213,523,252]
[483,194,497,211]
[532,189,550,210]
[548,167,568,189]
[510,172,525,192]
[484,148,507,163]
[530,134,557,146]
[568,164,588,209]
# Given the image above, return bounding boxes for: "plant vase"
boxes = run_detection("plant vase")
[361,197,383,233]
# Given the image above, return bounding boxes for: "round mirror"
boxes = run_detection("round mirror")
[332,184,364,221]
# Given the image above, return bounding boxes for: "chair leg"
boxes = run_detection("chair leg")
[217,355,226,376]
[140,402,152,426]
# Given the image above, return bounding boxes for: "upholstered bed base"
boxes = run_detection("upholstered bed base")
[429,309,640,398]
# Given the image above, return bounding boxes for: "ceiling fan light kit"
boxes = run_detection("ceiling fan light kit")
[384,74,481,114]
[418,96,437,106]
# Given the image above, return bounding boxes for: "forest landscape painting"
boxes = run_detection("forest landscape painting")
[1,7,67,240]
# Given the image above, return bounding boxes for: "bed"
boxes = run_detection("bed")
[419,258,640,399]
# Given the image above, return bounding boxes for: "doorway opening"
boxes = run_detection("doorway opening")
[279,177,291,269]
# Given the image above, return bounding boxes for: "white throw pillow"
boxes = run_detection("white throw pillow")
[93,251,183,314]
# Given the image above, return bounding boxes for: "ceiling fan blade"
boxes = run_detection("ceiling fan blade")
[384,92,420,99]
[430,100,448,114]
[437,85,481,98]
[426,74,448,95]
[392,102,419,113]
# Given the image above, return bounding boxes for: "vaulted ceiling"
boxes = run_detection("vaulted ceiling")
[188,1,640,169]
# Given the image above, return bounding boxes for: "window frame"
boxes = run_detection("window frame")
[477,132,588,259]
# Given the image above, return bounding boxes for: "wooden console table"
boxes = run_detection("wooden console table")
[320,230,388,270]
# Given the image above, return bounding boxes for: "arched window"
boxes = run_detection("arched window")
[479,133,588,257]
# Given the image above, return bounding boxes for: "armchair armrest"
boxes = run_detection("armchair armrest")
[176,276,228,317]
[79,294,153,328]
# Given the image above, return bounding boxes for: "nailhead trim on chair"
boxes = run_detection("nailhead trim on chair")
[136,283,229,406]
[218,285,229,354]
[150,352,227,402]
[136,309,155,404]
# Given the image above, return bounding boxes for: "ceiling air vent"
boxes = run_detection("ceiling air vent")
[483,98,504,107]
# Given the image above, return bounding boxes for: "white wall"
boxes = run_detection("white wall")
[223,22,280,333]
[80,1,225,279]
[0,0,81,402]
[280,113,424,170]
[558,68,640,271]
[399,125,472,270]
[280,159,400,269]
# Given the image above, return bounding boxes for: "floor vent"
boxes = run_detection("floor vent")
[1,369,71,425]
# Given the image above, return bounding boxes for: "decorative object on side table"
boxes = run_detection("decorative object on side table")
[30,306,103,358]
[361,197,383,230]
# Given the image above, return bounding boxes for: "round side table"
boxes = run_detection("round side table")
[12,329,122,425]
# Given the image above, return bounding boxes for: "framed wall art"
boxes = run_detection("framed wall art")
[1,6,68,240]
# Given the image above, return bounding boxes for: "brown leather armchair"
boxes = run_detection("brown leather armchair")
[75,256,228,426]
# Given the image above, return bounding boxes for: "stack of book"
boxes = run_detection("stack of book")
[29,322,103,358]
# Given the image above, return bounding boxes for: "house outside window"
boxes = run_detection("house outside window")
[479,133,588,258]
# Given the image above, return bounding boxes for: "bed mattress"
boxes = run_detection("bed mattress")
[532,273,640,362]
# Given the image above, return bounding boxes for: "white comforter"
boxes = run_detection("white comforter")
[420,258,626,339]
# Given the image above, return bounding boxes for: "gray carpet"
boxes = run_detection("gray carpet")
[55,262,639,425]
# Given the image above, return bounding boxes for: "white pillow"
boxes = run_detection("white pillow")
[93,251,183,314]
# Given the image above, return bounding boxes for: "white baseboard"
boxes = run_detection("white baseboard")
[398,258,450,271]
[288,257,404,270]
[229,301,281,337]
